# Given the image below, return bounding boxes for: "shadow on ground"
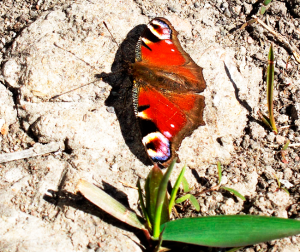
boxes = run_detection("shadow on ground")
[97,23,152,167]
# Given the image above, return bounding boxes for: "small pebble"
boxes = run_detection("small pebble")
[243,3,253,14]
[275,135,286,145]
[168,5,177,13]
[240,46,246,55]
[247,36,254,44]
[277,114,289,124]
[224,8,231,17]
[111,163,118,172]
[65,209,75,220]
[106,106,115,113]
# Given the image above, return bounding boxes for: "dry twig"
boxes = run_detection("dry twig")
[251,15,300,64]
[0,142,61,163]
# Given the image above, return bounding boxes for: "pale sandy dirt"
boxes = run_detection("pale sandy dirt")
[0,0,300,251]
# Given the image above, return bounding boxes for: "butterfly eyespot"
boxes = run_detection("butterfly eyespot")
[151,24,160,30]
[143,132,171,162]
[147,20,172,40]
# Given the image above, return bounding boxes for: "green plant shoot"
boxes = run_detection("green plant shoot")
[152,159,176,238]
[168,165,186,214]
[217,162,246,201]
[266,43,277,133]
[260,0,272,15]
[77,160,300,250]
[259,43,278,134]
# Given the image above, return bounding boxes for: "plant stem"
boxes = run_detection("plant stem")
[267,43,278,134]
[153,160,176,238]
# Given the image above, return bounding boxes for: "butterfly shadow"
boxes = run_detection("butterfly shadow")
[96,24,152,167]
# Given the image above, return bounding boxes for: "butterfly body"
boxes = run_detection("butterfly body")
[131,18,206,167]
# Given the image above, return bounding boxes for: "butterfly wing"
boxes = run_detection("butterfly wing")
[132,17,206,167]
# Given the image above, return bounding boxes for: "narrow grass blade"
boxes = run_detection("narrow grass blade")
[169,165,186,214]
[181,176,190,193]
[137,179,151,229]
[258,110,273,130]
[153,159,176,238]
[260,0,272,15]
[281,150,289,163]
[282,188,290,194]
[221,187,246,201]
[263,0,272,5]
[217,161,222,185]
[175,194,200,211]
[161,215,300,247]
[282,140,290,150]
[260,6,267,15]
[267,43,278,134]
[273,173,281,188]
[77,179,145,230]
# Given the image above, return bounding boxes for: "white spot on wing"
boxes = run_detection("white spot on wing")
[141,37,151,45]
[164,131,172,138]
[137,111,148,119]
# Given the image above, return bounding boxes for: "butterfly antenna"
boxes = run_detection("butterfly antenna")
[54,43,97,71]
[51,42,112,101]
[103,21,119,47]
[50,22,127,102]
[48,79,101,101]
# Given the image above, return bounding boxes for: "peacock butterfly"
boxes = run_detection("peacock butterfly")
[130,17,206,168]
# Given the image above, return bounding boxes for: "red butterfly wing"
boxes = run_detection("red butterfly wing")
[131,17,206,167]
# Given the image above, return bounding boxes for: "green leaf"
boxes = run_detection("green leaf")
[77,179,145,230]
[188,194,200,211]
[175,194,200,212]
[260,6,267,15]
[221,186,246,201]
[181,176,190,193]
[217,161,222,185]
[282,188,290,194]
[175,194,190,204]
[137,179,151,229]
[169,165,186,214]
[267,43,277,134]
[282,139,290,150]
[160,215,300,247]
[263,0,272,6]
[153,160,176,238]
[145,165,169,228]
[260,0,272,14]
